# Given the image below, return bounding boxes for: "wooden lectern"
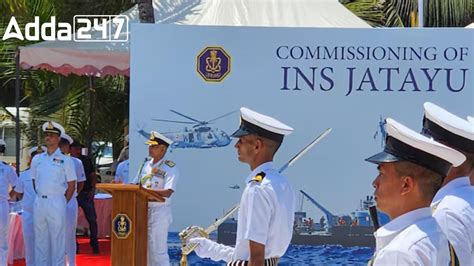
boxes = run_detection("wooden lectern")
[96,184,164,266]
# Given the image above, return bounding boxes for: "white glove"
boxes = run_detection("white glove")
[188,237,234,262]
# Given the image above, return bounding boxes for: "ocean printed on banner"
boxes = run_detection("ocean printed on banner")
[130,25,473,234]
[197,47,231,82]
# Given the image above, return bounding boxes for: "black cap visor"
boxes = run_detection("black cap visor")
[423,117,474,153]
[231,127,252,138]
[44,129,60,135]
[365,151,403,164]
[366,136,451,176]
[231,119,284,143]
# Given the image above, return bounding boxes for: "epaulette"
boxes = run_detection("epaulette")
[249,172,266,183]
[1,161,7,165]
[164,160,175,168]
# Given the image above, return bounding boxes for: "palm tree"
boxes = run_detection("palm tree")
[1,0,133,160]
[343,0,473,27]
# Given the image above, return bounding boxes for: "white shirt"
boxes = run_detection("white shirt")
[114,160,130,184]
[71,156,86,198]
[31,148,77,196]
[431,176,474,266]
[233,162,295,261]
[14,169,35,212]
[0,161,18,201]
[134,158,178,207]
[372,207,450,265]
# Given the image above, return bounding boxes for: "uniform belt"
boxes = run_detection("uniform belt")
[37,194,62,199]
[227,257,279,266]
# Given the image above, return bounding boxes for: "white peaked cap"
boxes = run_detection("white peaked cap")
[366,118,466,176]
[28,146,46,156]
[145,131,173,146]
[42,121,65,135]
[423,102,474,153]
[467,116,474,125]
[231,107,293,142]
[60,133,74,144]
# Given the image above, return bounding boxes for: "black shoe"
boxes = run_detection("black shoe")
[92,246,100,254]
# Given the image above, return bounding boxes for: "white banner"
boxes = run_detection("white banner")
[130,25,473,230]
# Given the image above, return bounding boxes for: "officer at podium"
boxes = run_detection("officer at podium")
[132,131,178,266]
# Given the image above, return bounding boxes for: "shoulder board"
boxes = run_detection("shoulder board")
[165,160,175,168]
[1,161,7,165]
[249,172,266,183]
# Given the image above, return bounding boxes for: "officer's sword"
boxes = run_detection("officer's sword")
[180,128,332,262]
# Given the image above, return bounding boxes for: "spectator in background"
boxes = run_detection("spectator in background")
[114,143,129,183]
[70,140,100,254]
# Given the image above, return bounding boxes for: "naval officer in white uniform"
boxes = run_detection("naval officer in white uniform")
[59,133,86,266]
[422,102,474,265]
[189,107,295,265]
[114,159,130,184]
[366,118,466,265]
[31,121,77,266]
[0,158,18,266]
[131,131,178,266]
[13,146,45,266]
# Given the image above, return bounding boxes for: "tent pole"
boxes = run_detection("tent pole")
[87,75,95,160]
[15,49,21,175]
[418,0,424,27]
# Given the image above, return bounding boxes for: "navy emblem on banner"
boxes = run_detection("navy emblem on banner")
[112,213,132,239]
[197,47,231,82]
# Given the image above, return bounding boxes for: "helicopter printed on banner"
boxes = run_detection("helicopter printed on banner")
[138,109,236,150]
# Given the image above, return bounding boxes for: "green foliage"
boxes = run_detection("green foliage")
[343,0,473,27]
[424,0,472,27]
[1,0,133,159]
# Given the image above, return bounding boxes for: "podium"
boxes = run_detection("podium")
[96,183,164,266]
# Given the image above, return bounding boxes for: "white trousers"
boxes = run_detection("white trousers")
[66,198,78,266]
[0,200,8,266]
[147,205,172,266]
[21,209,35,266]
[34,195,66,266]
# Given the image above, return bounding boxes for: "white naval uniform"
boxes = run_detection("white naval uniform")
[114,159,129,183]
[0,161,18,266]
[192,162,296,263]
[372,207,450,265]
[65,157,86,266]
[14,169,36,266]
[135,158,178,266]
[431,176,474,265]
[31,148,77,266]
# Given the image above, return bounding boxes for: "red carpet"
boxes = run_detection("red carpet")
[13,237,111,266]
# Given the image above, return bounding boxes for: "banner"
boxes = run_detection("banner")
[130,25,473,230]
